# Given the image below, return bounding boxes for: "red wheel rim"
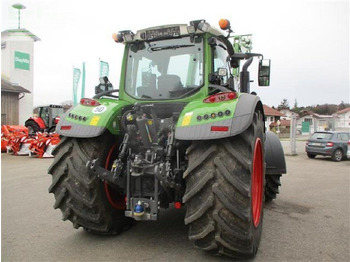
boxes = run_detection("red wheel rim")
[252,138,263,228]
[104,143,125,210]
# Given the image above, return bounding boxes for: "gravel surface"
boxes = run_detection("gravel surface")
[2,140,349,261]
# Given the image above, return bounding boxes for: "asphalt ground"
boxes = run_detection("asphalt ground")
[1,141,349,261]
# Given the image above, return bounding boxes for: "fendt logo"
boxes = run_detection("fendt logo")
[14,51,30,70]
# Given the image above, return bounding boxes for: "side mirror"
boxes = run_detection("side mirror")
[95,76,113,94]
[258,59,271,86]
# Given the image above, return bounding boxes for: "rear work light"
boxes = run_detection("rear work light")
[203,92,237,103]
[80,98,101,107]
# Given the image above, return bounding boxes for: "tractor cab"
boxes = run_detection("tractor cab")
[38,106,50,127]
[46,105,64,127]
[105,19,271,104]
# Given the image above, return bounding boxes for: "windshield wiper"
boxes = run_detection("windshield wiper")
[150,44,194,51]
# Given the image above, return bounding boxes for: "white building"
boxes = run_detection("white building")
[1,28,40,125]
[297,111,337,134]
[263,104,285,131]
[279,108,298,120]
[333,108,350,130]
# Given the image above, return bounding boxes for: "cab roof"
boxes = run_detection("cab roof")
[134,23,223,41]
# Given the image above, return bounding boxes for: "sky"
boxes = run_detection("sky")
[1,0,349,108]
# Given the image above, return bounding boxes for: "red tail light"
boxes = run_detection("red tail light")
[80,98,101,107]
[211,126,229,132]
[60,125,72,131]
[203,92,237,103]
[174,202,182,209]
[326,142,334,147]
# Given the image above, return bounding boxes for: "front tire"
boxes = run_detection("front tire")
[183,111,265,258]
[48,133,133,235]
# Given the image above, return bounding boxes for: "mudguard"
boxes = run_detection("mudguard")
[56,99,131,138]
[175,93,263,140]
[265,131,287,174]
[25,117,46,129]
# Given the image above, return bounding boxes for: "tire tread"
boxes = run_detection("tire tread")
[184,111,265,258]
[48,134,133,235]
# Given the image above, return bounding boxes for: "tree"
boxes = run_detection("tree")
[292,98,301,114]
[338,101,347,111]
[293,99,298,109]
[278,98,289,110]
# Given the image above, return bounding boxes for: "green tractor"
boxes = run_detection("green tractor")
[48,19,286,258]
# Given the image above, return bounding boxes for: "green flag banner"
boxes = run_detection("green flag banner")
[81,62,86,99]
[73,68,81,106]
[100,60,109,77]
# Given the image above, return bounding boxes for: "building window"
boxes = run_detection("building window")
[305,118,313,125]
[1,42,6,49]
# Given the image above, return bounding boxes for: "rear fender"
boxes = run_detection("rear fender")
[265,131,287,174]
[175,93,264,140]
[56,99,131,138]
[26,117,46,129]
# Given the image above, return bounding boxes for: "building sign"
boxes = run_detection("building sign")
[14,51,30,70]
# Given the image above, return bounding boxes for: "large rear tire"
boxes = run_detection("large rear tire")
[48,133,133,235]
[183,111,265,258]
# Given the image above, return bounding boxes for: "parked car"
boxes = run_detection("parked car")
[347,140,350,159]
[305,131,350,161]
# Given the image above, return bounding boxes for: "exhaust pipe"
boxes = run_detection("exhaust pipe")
[240,57,254,93]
